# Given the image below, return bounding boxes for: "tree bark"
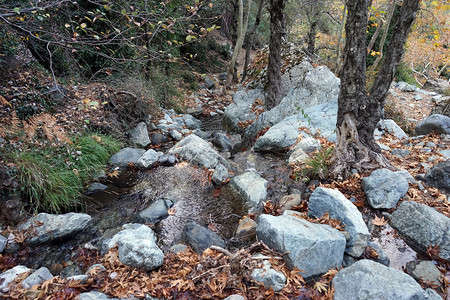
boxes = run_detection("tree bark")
[242,0,265,82]
[306,20,317,58]
[370,0,396,70]
[330,0,420,180]
[336,0,347,71]
[225,0,252,88]
[266,0,286,110]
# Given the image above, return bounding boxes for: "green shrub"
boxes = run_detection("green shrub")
[293,146,334,183]
[395,61,416,86]
[13,133,121,213]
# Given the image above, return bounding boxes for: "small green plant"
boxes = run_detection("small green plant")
[293,146,334,183]
[395,61,416,86]
[13,133,121,213]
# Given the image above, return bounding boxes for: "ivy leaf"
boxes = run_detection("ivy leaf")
[13,7,20,14]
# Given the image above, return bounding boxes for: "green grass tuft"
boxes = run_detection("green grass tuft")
[14,133,121,213]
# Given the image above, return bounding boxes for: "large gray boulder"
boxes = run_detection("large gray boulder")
[361,169,409,209]
[22,267,53,289]
[253,100,337,152]
[102,224,164,271]
[333,260,440,300]
[0,265,30,293]
[129,122,151,147]
[423,78,450,94]
[222,89,265,133]
[231,172,268,210]
[391,201,450,262]
[308,187,369,257]
[416,114,450,135]
[19,213,91,245]
[256,212,346,278]
[183,222,226,253]
[421,160,450,193]
[169,134,231,170]
[109,148,146,167]
[396,81,418,92]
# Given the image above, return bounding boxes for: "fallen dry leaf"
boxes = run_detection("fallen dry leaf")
[372,215,388,226]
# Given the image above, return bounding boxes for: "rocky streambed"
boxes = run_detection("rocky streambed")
[1,61,449,299]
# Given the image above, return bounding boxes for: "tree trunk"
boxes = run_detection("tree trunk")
[225,0,252,88]
[242,0,265,82]
[266,0,286,110]
[336,0,347,71]
[370,0,396,70]
[306,20,317,58]
[330,0,420,180]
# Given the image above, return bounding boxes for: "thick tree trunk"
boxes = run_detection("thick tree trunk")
[266,0,286,110]
[242,0,265,82]
[330,0,421,180]
[306,20,317,58]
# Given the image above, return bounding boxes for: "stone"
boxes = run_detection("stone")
[278,194,301,213]
[333,260,437,300]
[377,143,391,151]
[169,244,188,253]
[292,136,321,154]
[231,172,268,210]
[210,131,232,152]
[102,224,164,271]
[204,77,215,89]
[396,170,416,184]
[361,169,409,209]
[60,265,82,278]
[224,295,245,300]
[251,264,286,292]
[86,264,106,275]
[85,182,108,195]
[253,100,338,153]
[211,163,229,185]
[157,154,177,166]
[169,134,231,170]
[47,84,69,102]
[256,212,346,278]
[414,94,423,101]
[423,78,450,94]
[391,201,450,262]
[183,222,226,253]
[22,267,53,289]
[172,114,202,130]
[170,130,183,141]
[416,114,450,135]
[0,265,30,293]
[136,149,160,169]
[67,275,88,283]
[222,89,265,133]
[0,235,6,253]
[129,122,151,147]
[308,187,369,257]
[367,242,390,266]
[391,149,410,157]
[134,197,175,224]
[381,119,409,139]
[19,213,91,245]
[76,291,119,300]
[396,81,417,92]
[288,147,309,164]
[235,216,257,240]
[150,133,168,145]
[422,160,450,193]
[406,260,441,286]
[109,148,146,167]
[439,149,450,159]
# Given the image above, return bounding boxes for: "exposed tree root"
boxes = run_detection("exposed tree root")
[330,113,393,181]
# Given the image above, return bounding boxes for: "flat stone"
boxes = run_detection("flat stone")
[391,201,450,262]
[235,217,257,240]
[134,197,175,224]
[183,222,225,253]
[406,260,442,286]
[76,291,119,300]
[0,235,6,253]
[86,182,108,195]
[22,267,53,289]
[333,260,437,300]
[308,187,369,257]
[0,265,30,293]
[391,149,410,157]
[256,212,346,278]
[211,163,229,185]
[231,172,268,210]
[278,194,301,213]
[422,160,450,193]
[109,148,146,167]
[288,147,309,164]
[19,213,91,245]
[251,265,286,292]
[361,169,409,209]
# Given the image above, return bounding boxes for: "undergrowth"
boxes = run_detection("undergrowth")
[292,146,334,183]
[12,133,121,213]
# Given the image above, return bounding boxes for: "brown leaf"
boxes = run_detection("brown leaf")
[314,281,328,293]
[372,215,388,226]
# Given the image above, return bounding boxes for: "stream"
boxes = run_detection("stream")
[19,113,421,276]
